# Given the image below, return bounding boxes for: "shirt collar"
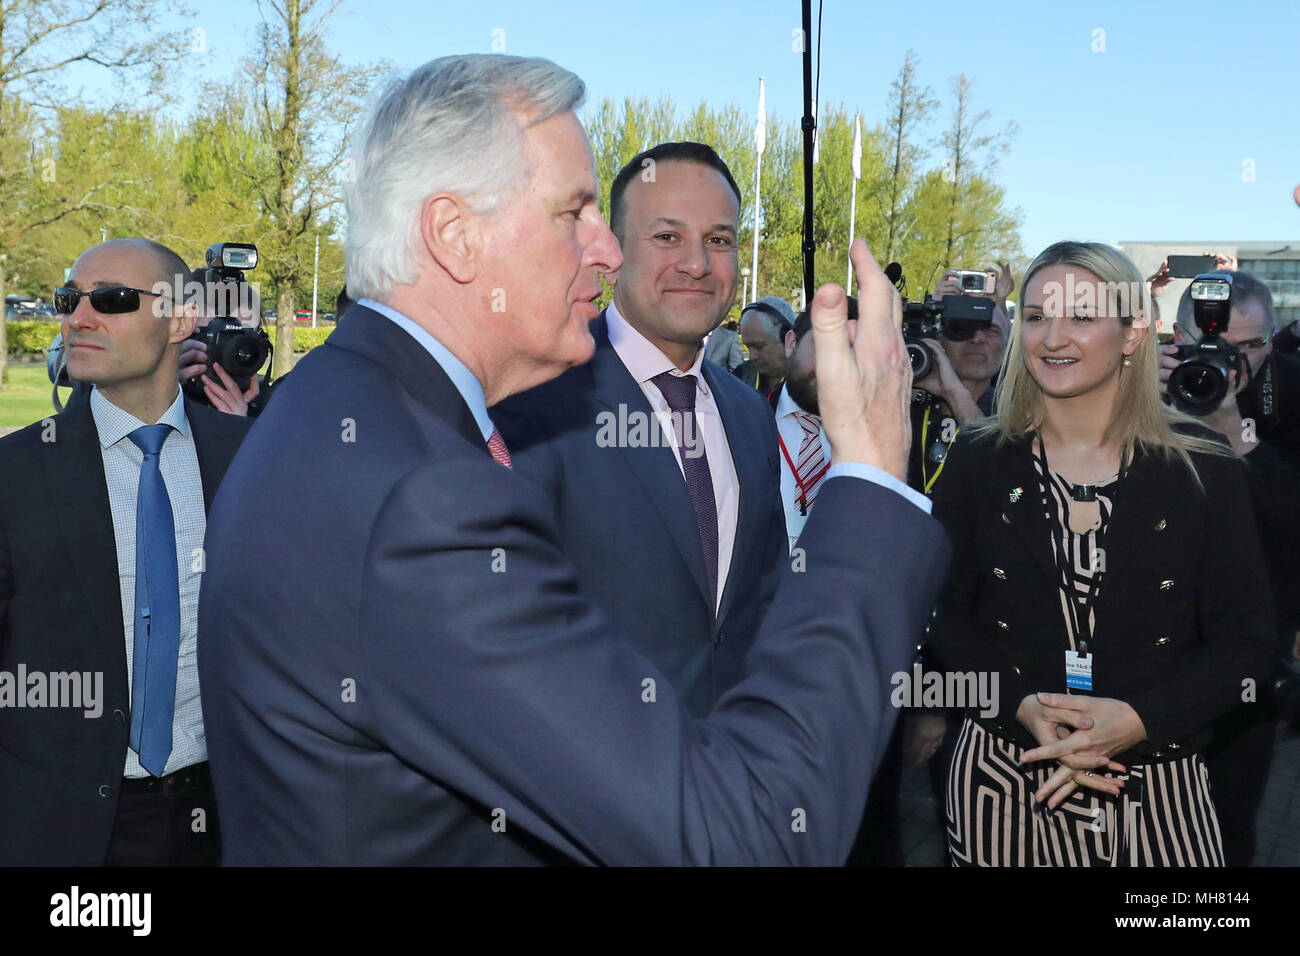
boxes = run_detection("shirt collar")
[358,297,493,442]
[606,300,710,396]
[90,385,189,449]
[774,383,803,420]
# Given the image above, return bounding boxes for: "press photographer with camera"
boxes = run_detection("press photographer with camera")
[1159,266,1300,468]
[898,264,1011,495]
[178,243,274,418]
[1155,264,1300,864]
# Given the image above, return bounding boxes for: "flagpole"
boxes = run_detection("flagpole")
[847,112,861,292]
[750,77,766,304]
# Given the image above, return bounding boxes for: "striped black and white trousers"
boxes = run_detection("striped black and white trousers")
[946,718,1224,867]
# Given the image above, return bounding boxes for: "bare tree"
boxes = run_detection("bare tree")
[934,74,1018,270]
[879,50,937,265]
[228,0,381,374]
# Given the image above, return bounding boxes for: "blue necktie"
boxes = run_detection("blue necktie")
[127,424,180,776]
[651,372,718,603]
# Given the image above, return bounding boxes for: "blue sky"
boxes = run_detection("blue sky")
[117,0,1300,258]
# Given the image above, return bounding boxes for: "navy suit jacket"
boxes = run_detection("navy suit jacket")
[197,303,951,865]
[0,398,249,865]
[492,315,786,717]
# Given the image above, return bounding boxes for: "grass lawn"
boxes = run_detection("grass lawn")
[0,363,73,431]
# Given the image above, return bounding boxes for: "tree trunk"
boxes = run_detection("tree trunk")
[276,284,295,376]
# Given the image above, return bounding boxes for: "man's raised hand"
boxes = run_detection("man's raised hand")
[811,238,911,481]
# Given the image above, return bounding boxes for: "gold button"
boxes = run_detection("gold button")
[1155,636,1170,646]
[1159,580,1175,591]
[996,620,1010,631]
[1168,742,1180,751]
[993,568,1006,580]
[1154,519,1167,531]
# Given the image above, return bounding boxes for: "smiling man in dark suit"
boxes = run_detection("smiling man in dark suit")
[0,238,250,865]
[493,142,786,716]
[197,54,950,865]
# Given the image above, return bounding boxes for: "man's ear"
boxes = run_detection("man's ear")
[169,300,200,345]
[420,193,479,284]
[784,328,797,358]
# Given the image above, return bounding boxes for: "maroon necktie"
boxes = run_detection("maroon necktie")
[651,371,718,602]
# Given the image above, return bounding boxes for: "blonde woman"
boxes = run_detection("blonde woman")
[928,241,1275,866]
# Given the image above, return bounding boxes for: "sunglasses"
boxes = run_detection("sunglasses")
[53,286,164,316]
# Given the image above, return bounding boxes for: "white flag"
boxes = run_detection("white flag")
[754,78,767,155]
[851,112,862,180]
[811,100,819,165]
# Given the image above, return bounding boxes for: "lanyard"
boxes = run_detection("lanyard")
[778,428,829,516]
[1033,435,1119,652]
[920,405,957,494]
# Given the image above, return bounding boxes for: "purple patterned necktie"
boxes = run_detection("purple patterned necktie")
[651,371,718,603]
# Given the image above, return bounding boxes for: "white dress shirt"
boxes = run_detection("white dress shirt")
[774,383,932,550]
[774,384,832,551]
[606,301,739,610]
[91,387,208,778]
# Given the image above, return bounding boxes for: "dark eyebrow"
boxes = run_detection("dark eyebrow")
[649,217,737,236]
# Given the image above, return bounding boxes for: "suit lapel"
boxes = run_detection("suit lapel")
[325,305,488,452]
[187,401,241,513]
[41,403,126,665]
[590,315,712,608]
[705,362,756,629]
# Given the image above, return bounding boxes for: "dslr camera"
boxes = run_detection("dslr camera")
[182,242,272,405]
[888,263,997,380]
[1167,272,1241,415]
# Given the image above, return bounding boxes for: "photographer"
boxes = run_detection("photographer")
[178,282,264,417]
[1157,266,1300,864]
[1160,267,1300,468]
[906,265,1012,495]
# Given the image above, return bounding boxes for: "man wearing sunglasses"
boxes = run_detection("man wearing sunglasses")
[0,238,251,865]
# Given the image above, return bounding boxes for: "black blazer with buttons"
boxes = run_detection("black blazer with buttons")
[926,427,1276,763]
[0,397,250,865]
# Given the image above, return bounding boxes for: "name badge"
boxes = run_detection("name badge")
[1065,650,1094,692]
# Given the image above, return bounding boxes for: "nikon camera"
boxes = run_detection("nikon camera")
[182,242,272,405]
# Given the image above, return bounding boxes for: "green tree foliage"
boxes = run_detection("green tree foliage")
[584,58,1022,314]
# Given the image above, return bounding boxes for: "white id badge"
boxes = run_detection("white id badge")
[1065,650,1094,691]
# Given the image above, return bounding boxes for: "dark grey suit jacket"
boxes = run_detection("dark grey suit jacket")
[493,315,787,716]
[0,398,249,865]
[198,304,952,865]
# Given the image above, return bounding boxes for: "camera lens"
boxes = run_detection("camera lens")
[907,342,933,379]
[1169,362,1227,414]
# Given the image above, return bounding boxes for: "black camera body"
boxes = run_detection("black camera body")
[1167,272,1242,416]
[182,242,271,404]
[182,317,271,400]
[901,293,995,380]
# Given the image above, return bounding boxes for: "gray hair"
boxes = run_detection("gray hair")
[343,54,585,301]
[1175,268,1276,336]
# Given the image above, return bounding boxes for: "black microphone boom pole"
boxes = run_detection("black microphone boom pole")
[800,0,816,302]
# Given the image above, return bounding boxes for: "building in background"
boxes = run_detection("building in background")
[1119,241,1300,337]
